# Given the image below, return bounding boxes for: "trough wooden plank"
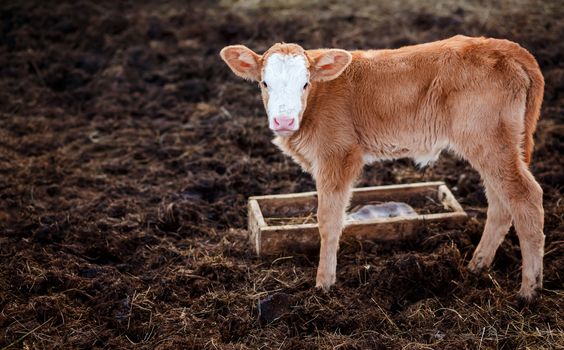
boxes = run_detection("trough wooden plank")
[250,181,445,202]
[248,199,265,254]
[259,212,467,254]
[252,181,445,214]
[438,184,466,214]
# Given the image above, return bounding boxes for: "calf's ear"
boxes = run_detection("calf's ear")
[220,45,262,81]
[308,49,352,82]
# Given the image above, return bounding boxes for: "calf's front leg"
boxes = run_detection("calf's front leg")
[314,153,363,291]
[315,187,352,290]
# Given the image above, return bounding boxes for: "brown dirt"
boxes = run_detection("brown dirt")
[0,0,563,349]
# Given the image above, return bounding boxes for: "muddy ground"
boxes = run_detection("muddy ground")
[0,0,562,349]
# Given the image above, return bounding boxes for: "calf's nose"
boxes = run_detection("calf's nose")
[273,116,295,129]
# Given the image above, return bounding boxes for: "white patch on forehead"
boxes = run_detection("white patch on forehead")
[264,53,308,84]
[263,53,309,130]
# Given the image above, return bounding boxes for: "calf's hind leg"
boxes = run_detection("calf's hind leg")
[468,183,513,272]
[505,166,544,302]
[465,146,544,301]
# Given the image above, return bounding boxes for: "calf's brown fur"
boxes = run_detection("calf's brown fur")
[220,35,545,302]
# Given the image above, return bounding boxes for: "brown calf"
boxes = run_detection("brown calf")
[220,35,545,302]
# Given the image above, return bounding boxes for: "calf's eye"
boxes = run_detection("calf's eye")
[261,81,268,88]
[303,82,309,90]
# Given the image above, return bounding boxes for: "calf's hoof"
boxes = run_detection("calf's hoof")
[315,272,336,292]
[516,290,540,309]
[516,282,541,309]
[467,255,489,274]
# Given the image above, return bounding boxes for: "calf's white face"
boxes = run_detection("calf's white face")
[220,44,352,137]
[262,54,309,136]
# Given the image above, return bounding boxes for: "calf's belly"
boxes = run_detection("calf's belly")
[362,140,447,167]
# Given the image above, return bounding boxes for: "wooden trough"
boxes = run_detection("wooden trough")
[248,181,467,255]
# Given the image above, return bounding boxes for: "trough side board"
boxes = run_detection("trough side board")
[248,182,467,255]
